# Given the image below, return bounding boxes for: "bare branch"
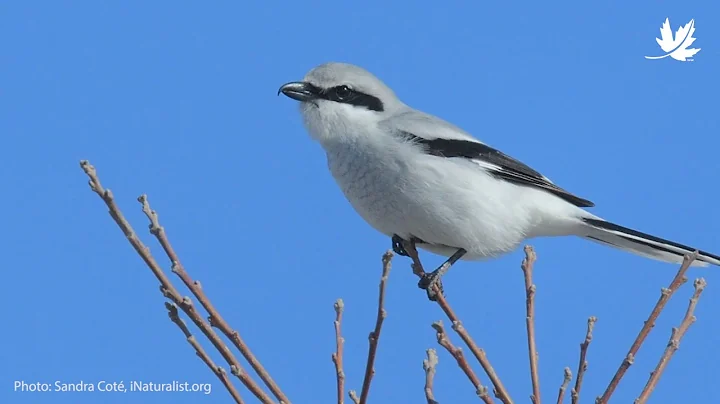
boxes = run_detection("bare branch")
[86,159,712,404]
[423,349,440,404]
[556,367,572,404]
[571,316,597,404]
[634,278,707,404]
[432,321,494,404]
[402,240,513,404]
[80,161,276,404]
[332,299,346,404]
[80,161,183,308]
[521,246,541,404]
[166,303,245,404]
[358,251,393,404]
[137,194,289,404]
[598,252,697,403]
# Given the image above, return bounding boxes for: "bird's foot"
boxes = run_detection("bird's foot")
[417,248,467,301]
[391,234,410,256]
[418,270,444,301]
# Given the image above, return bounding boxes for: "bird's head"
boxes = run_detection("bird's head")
[279,63,402,144]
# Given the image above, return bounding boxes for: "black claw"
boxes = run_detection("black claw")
[418,271,436,289]
[419,272,444,301]
[391,234,410,257]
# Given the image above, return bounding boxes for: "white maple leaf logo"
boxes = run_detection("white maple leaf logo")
[645,18,701,61]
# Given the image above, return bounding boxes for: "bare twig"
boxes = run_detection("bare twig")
[598,252,697,403]
[556,367,572,404]
[423,349,440,404]
[402,240,513,404]
[635,278,707,404]
[349,390,360,404]
[332,299,346,404]
[358,251,393,404]
[166,303,244,404]
[138,194,289,404]
[80,161,276,404]
[432,321,493,404]
[521,246,541,404]
[571,317,597,404]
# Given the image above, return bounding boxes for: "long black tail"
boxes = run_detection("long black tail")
[581,217,720,267]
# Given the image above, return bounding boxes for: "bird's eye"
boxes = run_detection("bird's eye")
[334,85,352,100]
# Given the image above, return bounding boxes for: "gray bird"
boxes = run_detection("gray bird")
[279,62,718,295]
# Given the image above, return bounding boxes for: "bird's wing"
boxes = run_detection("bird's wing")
[381,110,595,208]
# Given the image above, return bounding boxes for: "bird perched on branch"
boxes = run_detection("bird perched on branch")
[279,62,718,297]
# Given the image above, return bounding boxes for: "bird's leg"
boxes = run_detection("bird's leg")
[418,248,467,299]
[392,234,410,256]
[392,234,427,256]
[394,235,464,301]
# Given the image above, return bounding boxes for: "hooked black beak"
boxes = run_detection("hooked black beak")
[278,81,320,102]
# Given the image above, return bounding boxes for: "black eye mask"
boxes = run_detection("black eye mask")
[320,84,385,112]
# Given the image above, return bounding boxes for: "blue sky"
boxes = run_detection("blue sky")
[2,1,718,403]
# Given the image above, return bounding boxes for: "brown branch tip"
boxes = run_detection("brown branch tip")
[521,245,540,404]
[557,367,572,404]
[332,299,346,404]
[431,320,493,404]
[572,316,597,404]
[599,252,697,403]
[349,390,360,404]
[423,349,440,404]
[357,250,393,404]
[635,277,707,404]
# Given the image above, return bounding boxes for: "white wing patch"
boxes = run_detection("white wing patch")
[471,159,556,185]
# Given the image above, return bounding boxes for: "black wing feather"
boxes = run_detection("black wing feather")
[399,131,594,208]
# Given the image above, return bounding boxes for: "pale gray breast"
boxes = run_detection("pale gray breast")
[324,144,406,236]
